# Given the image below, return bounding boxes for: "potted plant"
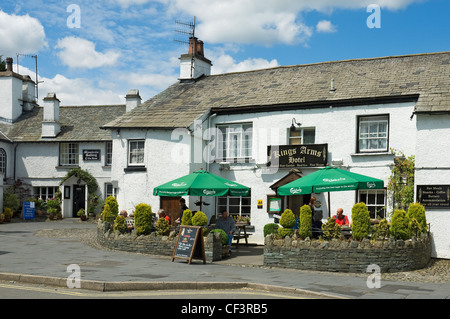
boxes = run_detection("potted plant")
[3,207,13,222]
[0,213,5,224]
[77,208,87,221]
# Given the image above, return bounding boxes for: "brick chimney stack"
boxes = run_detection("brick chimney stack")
[179,37,212,81]
[6,57,13,72]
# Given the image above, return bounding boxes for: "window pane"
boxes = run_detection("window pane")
[129,140,144,164]
[303,128,315,144]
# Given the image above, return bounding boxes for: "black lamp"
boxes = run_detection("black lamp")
[290,118,301,132]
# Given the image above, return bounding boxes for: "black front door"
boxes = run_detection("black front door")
[72,185,86,217]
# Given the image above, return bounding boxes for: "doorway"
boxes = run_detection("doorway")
[288,194,311,217]
[72,185,86,217]
[160,196,181,224]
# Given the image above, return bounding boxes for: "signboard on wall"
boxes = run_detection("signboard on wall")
[83,149,101,161]
[267,144,328,168]
[417,185,450,208]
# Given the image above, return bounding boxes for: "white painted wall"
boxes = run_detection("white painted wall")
[14,141,114,217]
[110,129,193,214]
[415,114,450,258]
[0,75,23,122]
[205,101,417,244]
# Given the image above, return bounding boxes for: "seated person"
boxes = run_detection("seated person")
[215,210,236,252]
[157,209,171,224]
[333,208,349,226]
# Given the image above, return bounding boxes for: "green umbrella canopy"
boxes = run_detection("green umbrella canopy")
[153,170,250,197]
[277,167,384,196]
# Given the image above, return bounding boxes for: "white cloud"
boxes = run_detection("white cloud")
[316,20,337,33]
[210,53,279,75]
[15,64,124,105]
[160,0,425,45]
[0,10,47,57]
[55,37,120,69]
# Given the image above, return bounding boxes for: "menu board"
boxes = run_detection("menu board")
[172,226,205,264]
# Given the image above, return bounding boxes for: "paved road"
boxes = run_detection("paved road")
[0,218,449,300]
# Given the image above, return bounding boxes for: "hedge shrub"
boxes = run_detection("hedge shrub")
[134,203,154,235]
[321,217,341,240]
[407,202,427,233]
[390,209,410,240]
[113,215,127,234]
[351,202,371,240]
[181,209,192,226]
[263,223,279,237]
[279,209,296,228]
[192,211,208,226]
[155,218,171,236]
[211,229,228,245]
[298,205,312,239]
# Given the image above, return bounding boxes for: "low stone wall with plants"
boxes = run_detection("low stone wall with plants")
[264,202,432,273]
[96,221,227,263]
[264,233,432,273]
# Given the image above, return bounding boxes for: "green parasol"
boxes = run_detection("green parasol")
[153,170,250,209]
[277,166,384,196]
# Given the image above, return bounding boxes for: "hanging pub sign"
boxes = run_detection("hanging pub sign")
[267,144,328,168]
[416,185,450,208]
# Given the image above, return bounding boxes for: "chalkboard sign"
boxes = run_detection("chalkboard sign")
[172,226,206,264]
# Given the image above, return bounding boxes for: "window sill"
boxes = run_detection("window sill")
[56,165,80,169]
[124,166,147,172]
[351,152,393,157]
[214,158,255,164]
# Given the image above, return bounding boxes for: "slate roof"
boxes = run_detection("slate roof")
[0,105,125,143]
[103,51,450,130]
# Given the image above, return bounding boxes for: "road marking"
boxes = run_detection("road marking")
[0,283,308,298]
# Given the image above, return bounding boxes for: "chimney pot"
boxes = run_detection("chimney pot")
[6,57,13,72]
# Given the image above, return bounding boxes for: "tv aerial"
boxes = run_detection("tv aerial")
[174,16,196,46]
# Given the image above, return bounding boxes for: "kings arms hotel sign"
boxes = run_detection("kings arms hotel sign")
[267,144,328,168]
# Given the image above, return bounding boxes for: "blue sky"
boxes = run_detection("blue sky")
[0,0,449,106]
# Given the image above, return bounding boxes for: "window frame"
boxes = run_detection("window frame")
[215,123,253,161]
[357,115,389,153]
[128,139,145,166]
[216,194,252,219]
[357,189,387,219]
[105,141,113,166]
[0,148,6,178]
[59,142,79,166]
[288,127,316,145]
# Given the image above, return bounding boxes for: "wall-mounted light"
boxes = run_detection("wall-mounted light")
[117,129,121,137]
[290,118,301,132]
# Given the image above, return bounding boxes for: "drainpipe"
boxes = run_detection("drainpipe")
[206,112,217,172]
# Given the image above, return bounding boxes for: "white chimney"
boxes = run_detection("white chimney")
[22,75,37,111]
[41,93,61,138]
[179,37,212,80]
[125,89,141,112]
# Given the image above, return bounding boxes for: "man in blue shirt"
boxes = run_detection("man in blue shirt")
[215,210,236,252]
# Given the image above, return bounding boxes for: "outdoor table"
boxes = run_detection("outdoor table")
[341,226,352,239]
[233,223,250,248]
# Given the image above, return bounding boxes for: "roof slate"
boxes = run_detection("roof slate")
[103,51,450,129]
[0,105,125,142]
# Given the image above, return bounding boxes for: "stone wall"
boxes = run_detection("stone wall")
[96,222,225,263]
[264,233,432,273]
